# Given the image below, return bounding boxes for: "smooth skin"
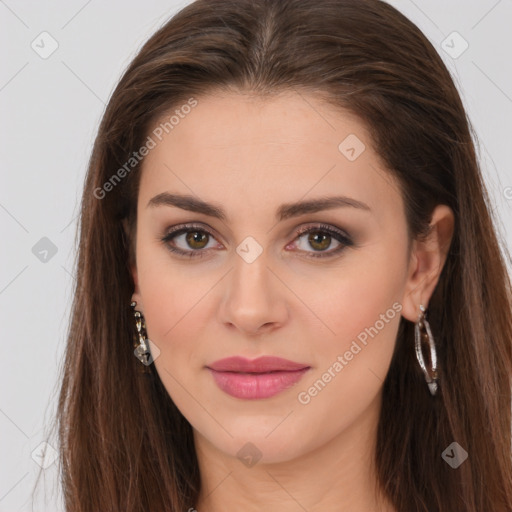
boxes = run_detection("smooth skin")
[127,90,454,512]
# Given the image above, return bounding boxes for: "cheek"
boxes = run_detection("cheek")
[288,257,405,449]
[293,240,408,403]
[334,271,402,349]
[135,243,207,357]
[300,248,406,350]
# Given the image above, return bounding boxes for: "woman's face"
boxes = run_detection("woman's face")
[130,90,419,464]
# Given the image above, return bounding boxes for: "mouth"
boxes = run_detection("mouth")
[206,356,311,399]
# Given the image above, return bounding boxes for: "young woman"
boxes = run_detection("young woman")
[51,0,512,510]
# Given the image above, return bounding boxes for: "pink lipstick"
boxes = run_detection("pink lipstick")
[206,356,310,400]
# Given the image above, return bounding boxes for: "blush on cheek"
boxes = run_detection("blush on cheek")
[329,283,402,355]
[140,291,183,346]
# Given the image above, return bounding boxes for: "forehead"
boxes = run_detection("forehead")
[146,90,370,159]
[137,91,402,223]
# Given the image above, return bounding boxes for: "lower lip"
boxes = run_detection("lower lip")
[207,368,310,399]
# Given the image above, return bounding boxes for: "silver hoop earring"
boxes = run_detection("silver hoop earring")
[414,304,438,396]
[130,300,152,374]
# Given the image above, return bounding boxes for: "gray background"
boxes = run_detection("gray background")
[1,1,511,510]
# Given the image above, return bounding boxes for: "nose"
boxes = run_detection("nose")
[218,250,289,336]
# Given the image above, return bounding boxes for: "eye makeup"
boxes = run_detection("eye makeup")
[159,222,354,260]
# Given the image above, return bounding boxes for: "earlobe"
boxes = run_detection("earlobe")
[130,265,143,311]
[122,218,143,310]
[401,204,455,322]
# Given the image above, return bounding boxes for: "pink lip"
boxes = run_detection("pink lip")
[206,356,311,399]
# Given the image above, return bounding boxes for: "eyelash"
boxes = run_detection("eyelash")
[160,223,354,259]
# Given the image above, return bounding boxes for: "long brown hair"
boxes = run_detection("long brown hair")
[42,0,512,510]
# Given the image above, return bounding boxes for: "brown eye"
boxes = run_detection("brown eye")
[306,231,332,251]
[292,223,354,259]
[185,230,209,249]
[161,222,353,260]
[161,225,219,258]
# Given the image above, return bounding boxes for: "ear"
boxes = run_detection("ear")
[400,204,454,322]
[122,218,143,312]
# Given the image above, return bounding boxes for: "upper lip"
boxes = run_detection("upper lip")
[207,356,310,373]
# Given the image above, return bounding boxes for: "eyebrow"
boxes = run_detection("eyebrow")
[146,192,371,221]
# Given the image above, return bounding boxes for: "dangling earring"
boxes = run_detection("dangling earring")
[130,300,152,374]
[415,304,438,395]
